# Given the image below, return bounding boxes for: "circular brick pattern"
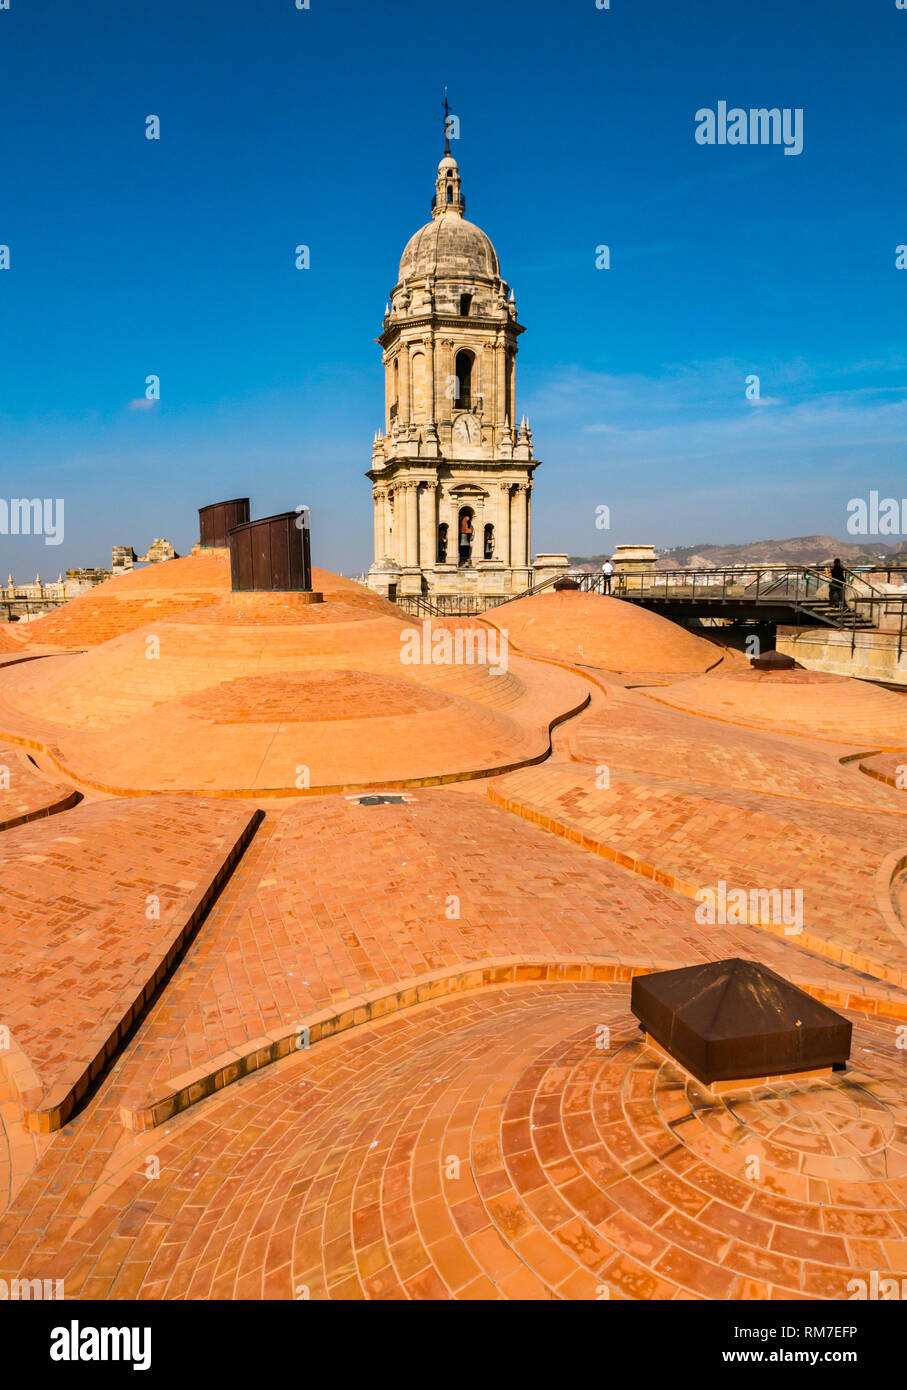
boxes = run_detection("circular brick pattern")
[181,670,452,722]
[15,984,906,1301]
[682,1072,905,1182]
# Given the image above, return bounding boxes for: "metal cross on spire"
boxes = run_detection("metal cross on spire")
[441,88,451,155]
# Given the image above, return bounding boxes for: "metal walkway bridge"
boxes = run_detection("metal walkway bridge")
[395,566,907,656]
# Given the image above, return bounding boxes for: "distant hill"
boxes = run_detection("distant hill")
[569,536,907,572]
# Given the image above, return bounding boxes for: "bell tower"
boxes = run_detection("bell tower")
[366,122,540,600]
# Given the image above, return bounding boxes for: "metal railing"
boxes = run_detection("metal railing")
[586,565,905,656]
[867,565,907,584]
[431,192,466,214]
[394,593,511,619]
[1,596,63,621]
[392,566,907,655]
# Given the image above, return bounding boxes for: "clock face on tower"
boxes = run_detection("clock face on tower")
[453,413,480,446]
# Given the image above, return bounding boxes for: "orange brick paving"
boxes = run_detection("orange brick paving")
[569,679,907,813]
[0,797,259,1131]
[102,789,905,1132]
[647,668,907,747]
[14,552,229,650]
[0,647,71,673]
[1,566,907,1299]
[0,1071,50,1215]
[0,626,28,653]
[1,986,906,1300]
[179,669,452,722]
[490,760,907,986]
[0,743,80,830]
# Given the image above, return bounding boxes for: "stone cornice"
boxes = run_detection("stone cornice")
[366,459,540,485]
[377,315,525,349]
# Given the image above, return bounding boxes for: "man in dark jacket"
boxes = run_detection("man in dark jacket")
[829,557,846,609]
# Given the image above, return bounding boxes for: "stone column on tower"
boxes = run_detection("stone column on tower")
[372,488,386,561]
[494,343,505,424]
[512,484,528,568]
[392,486,405,565]
[526,482,533,564]
[441,339,455,426]
[385,490,395,557]
[383,354,392,429]
[425,338,435,426]
[418,482,436,569]
[440,489,456,562]
[499,484,512,566]
[405,482,419,567]
[474,494,485,558]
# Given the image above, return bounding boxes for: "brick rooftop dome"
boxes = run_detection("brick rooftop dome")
[16,551,399,650]
[484,590,722,673]
[0,589,590,793]
[17,551,231,648]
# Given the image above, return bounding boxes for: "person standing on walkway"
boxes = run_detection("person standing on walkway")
[601,557,615,595]
[829,557,846,609]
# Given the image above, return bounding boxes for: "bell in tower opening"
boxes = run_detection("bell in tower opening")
[366,113,540,600]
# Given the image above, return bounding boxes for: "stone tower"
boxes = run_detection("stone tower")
[366,138,539,599]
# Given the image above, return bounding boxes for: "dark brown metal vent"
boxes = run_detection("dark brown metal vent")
[228,510,312,592]
[198,498,251,549]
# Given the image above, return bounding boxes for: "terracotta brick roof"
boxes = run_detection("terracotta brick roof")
[1,551,906,1301]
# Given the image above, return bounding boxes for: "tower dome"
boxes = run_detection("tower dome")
[398,213,500,283]
[397,153,500,283]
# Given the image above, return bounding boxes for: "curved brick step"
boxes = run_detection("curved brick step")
[489,761,907,994]
[0,796,262,1132]
[0,745,80,830]
[859,752,907,794]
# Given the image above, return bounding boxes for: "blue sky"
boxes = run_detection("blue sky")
[1,0,905,576]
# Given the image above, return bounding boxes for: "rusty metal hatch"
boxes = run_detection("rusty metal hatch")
[630,958,851,1085]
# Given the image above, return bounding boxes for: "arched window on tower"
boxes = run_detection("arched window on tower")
[437,522,448,563]
[484,523,494,561]
[457,507,474,567]
[391,358,399,419]
[504,349,513,426]
[455,350,473,410]
[446,186,453,202]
